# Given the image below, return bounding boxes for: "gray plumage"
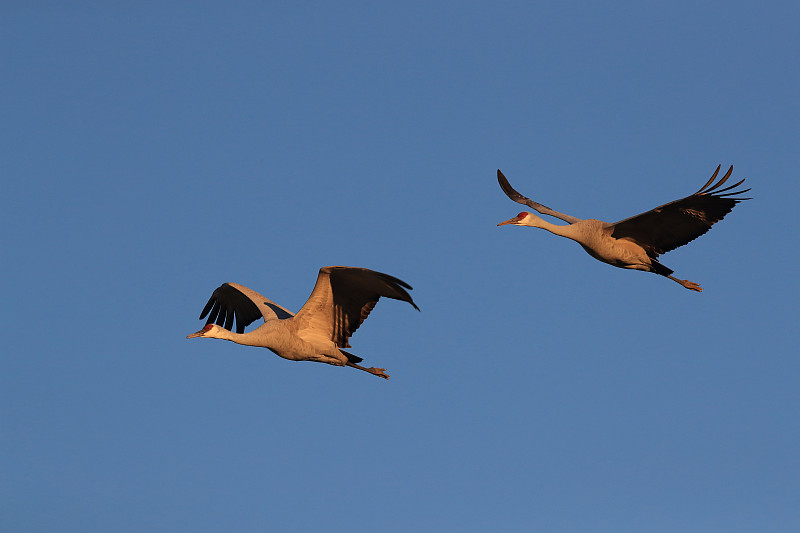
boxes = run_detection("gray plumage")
[497,165,750,291]
[187,266,419,379]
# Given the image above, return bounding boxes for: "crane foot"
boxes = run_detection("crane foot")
[347,361,390,379]
[368,367,390,379]
[682,280,703,292]
[667,274,703,292]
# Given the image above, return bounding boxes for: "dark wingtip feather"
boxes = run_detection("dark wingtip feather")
[199,297,215,320]
[376,271,414,290]
[693,166,751,203]
[717,187,751,200]
[497,169,524,202]
[704,165,734,193]
[375,273,420,311]
[196,283,263,333]
[207,302,221,324]
[712,179,746,195]
[694,165,722,195]
[223,309,234,332]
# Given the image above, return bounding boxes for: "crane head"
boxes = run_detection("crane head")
[186,323,218,339]
[497,212,532,226]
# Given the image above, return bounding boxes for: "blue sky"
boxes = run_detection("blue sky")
[2,2,799,531]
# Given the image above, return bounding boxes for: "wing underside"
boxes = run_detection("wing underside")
[199,282,294,334]
[295,266,418,348]
[611,165,750,257]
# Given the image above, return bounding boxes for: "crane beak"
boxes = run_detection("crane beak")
[497,218,516,226]
[186,330,205,339]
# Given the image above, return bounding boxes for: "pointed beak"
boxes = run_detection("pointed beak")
[186,330,205,339]
[497,218,517,226]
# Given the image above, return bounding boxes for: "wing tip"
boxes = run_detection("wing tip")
[695,164,750,198]
[376,271,420,311]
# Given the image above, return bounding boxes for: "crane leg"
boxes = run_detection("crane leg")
[347,362,390,379]
[666,275,703,292]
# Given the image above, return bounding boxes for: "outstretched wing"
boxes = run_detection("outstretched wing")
[497,169,582,224]
[294,266,419,348]
[611,165,751,257]
[198,282,294,334]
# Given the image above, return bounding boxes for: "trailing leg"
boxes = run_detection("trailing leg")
[666,274,703,292]
[650,259,702,292]
[340,349,389,379]
[347,361,390,379]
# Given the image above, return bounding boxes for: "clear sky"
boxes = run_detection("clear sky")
[3,2,799,532]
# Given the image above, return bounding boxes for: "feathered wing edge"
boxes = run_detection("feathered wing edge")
[691,164,751,197]
[295,266,419,349]
[199,282,294,334]
[497,169,582,224]
[330,267,419,348]
[610,165,751,257]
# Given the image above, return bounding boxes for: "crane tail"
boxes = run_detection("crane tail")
[650,259,674,276]
[340,349,363,364]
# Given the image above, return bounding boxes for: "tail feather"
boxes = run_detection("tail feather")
[650,259,674,276]
[340,349,363,364]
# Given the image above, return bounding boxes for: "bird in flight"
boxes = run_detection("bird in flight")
[497,165,750,291]
[187,266,419,379]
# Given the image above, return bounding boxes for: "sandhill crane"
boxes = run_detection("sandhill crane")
[187,266,419,379]
[497,166,750,291]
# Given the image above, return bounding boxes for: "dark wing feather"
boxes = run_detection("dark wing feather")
[296,266,419,348]
[497,169,582,224]
[199,283,264,334]
[611,165,751,257]
[328,267,419,348]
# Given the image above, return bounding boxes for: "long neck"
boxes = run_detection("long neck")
[528,217,583,241]
[213,328,268,347]
[211,322,307,361]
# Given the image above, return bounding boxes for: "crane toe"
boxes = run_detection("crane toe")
[683,281,703,292]
[369,367,390,379]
